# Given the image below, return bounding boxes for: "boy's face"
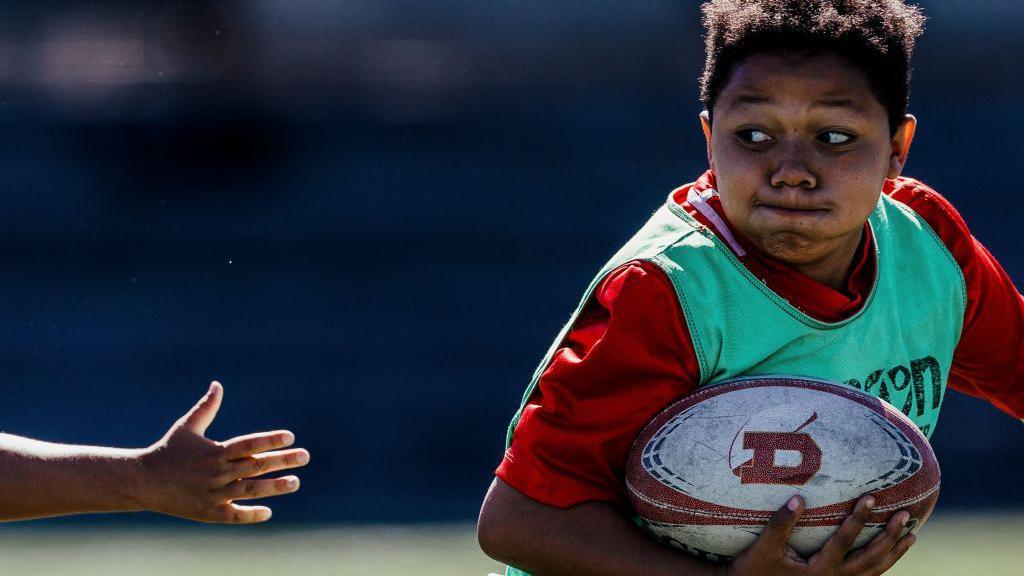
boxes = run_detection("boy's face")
[702,52,916,271]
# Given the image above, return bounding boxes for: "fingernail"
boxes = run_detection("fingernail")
[864,496,876,510]
[286,477,299,490]
[297,451,309,465]
[901,514,910,527]
[787,496,801,511]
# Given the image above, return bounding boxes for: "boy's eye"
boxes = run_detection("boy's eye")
[818,131,855,145]
[737,129,773,144]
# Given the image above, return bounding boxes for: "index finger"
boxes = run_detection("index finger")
[221,430,295,460]
[752,495,805,557]
[810,495,874,569]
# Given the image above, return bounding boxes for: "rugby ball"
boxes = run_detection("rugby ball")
[626,376,939,562]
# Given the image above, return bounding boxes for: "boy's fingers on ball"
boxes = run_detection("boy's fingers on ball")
[221,430,296,460]
[859,510,909,560]
[876,533,917,574]
[892,532,917,556]
[782,545,805,564]
[757,496,804,552]
[844,525,916,576]
[216,504,273,524]
[813,496,873,568]
[884,511,911,540]
[229,448,310,479]
[224,476,300,500]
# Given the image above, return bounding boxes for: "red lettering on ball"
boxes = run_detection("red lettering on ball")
[738,432,822,485]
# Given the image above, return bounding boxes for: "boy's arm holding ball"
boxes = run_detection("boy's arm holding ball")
[479,479,913,576]
[0,381,309,523]
[479,478,723,576]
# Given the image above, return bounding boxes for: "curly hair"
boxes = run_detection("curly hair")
[700,0,926,134]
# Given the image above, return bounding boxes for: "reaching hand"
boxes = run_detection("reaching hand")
[136,382,310,523]
[726,495,916,576]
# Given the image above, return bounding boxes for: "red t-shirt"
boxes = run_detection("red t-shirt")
[496,170,1024,510]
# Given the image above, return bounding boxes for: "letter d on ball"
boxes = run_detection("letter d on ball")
[739,432,822,485]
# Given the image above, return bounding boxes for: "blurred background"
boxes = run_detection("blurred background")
[0,1,1022,574]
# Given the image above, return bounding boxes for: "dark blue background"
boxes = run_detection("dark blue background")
[0,1,1022,523]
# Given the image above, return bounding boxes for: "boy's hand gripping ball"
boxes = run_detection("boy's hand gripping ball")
[626,376,938,562]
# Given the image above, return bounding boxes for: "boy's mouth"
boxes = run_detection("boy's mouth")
[754,202,829,216]
[752,192,831,214]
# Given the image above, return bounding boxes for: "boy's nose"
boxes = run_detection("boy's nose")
[770,159,818,190]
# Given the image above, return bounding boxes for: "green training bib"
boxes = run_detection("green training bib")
[502,189,966,576]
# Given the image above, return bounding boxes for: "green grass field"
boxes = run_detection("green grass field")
[0,512,1020,575]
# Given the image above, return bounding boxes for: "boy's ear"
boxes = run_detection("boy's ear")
[888,114,917,179]
[700,110,714,170]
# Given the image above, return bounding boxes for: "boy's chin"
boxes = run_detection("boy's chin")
[755,231,836,265]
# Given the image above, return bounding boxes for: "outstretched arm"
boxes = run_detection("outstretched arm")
[0,382,309,523]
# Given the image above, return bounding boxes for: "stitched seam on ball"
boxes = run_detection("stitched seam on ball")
[627,480,939,521]
[626,482,770,521]
[871,482,941,513]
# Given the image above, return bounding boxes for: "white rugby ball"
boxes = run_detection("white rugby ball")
[626,376,939,562]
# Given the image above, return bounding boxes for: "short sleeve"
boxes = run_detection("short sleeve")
[888,178,1024,419]
[496,260,701,509]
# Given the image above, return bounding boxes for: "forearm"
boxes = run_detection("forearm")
[0,433,146,521]
[502,502,722,576]
[478,479,722,576]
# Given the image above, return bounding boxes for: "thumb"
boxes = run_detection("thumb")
[181,381,223,436]
[755,495,804,553]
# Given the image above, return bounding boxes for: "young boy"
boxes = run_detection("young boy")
[0,382,309,523]
[478,1,1024,575]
